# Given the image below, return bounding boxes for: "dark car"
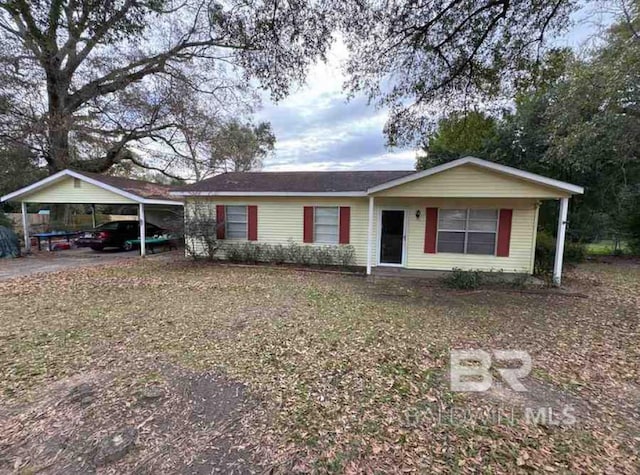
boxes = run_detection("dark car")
[76,220,163,251]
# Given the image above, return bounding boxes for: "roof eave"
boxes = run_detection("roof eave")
[1,169,184,205]
[171,191,369,197]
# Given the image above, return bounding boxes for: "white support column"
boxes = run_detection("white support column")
[366,195,374,275]
[21,201,30,253]
[91,204,96,228]
[553,197,569,286]
[139,203,146,257]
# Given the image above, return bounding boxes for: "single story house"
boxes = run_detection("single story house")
[172,157,583,284]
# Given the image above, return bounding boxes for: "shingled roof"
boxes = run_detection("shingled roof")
[171,170,415,194]
[75,171,175,200]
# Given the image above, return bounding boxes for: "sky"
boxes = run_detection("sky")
[258,3,614,172]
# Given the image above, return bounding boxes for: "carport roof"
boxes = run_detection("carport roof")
[0,169,183,205]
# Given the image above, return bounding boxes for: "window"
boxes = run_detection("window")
[437,209,497,255]
[97,222,120,231]
[314,207,339,244]
[73,178,82,188]
[225,205,247,239]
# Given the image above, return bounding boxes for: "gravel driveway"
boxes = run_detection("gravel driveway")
[0,248,147,281]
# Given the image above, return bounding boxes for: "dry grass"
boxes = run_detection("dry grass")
[1,258,639,473]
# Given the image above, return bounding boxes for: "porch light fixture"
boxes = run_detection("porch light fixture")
[415,209,421,219]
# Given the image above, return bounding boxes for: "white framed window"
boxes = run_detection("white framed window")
[314,206,339,244]
[226,205,247,239]
[437,209,498,255]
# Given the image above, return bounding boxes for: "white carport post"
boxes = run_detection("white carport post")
[21,201,30,253]
[138,203,146,257]
[366,195,374,275]
[91,204,96,228]
[553,197,569,286]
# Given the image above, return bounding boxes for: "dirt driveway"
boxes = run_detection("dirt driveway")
[0,248,168,281]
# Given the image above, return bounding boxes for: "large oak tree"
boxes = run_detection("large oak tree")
[0,0,333,176]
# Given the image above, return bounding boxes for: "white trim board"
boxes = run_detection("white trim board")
[0,169,183,206]
[172,191,368,197]
[366,156,585,195]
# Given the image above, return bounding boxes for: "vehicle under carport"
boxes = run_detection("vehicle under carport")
[0,169,183,256]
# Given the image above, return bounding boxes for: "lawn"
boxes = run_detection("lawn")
[585,240,631,256]
[1,258,639,473]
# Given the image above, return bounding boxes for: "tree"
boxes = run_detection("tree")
[482,12,640,242]
[0,145,45,207]
[409,12,640,245]
[159,79,262,180]
[210,120,275,173]
[0,0,333,176]
[339,0,578,145]
[416,110,497,170]
[542,1,640,242]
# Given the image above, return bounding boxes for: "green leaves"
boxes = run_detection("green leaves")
[416,110,497,170]
[341,0,577,145]
[209,120,276,173]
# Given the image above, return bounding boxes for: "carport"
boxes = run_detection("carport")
[0,169,183,256]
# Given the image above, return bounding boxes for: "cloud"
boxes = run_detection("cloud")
[259,11,609,172]
[258,37,417,172]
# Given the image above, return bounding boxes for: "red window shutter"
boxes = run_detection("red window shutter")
[248,205,258,241]
[339,206,350,244]
[424,207,438,253]
[497,209,513,257]
[303,206,314,243]
[216,205,225,239]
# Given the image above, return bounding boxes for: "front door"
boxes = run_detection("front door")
[379,210,405,265]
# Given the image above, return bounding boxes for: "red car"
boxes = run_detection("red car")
[76,220,163,251]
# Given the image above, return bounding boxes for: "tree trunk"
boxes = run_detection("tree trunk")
[46,67,72,174]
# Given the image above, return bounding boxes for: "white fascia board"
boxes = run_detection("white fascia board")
[1,169,184,205]
[1,169,69,202]
[366,156,584,195]
[1,169,146,203]
[142,199,184,206]
[170,191,368,197]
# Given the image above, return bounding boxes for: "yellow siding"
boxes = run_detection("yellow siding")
[24,176,136,204]
[185,197,371,265]
[373,164,569,199]
[406,200,537,273]
[185,196,540,274]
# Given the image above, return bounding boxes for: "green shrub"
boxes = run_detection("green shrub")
[221,240,356,268]
[565,241,586,263]
[0,226,20,258]
[288,241,314,265]
[0,211,12,230]
[443,268,482,289]
[535,230,586,275]
[337,245,356,266]
[314,246,335,266]
[224,243,245,263]
[627,225,640,255]
[241,242,262,263]
[613,247,624,257]
[266,243,288,264]
[535,231,555,275]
